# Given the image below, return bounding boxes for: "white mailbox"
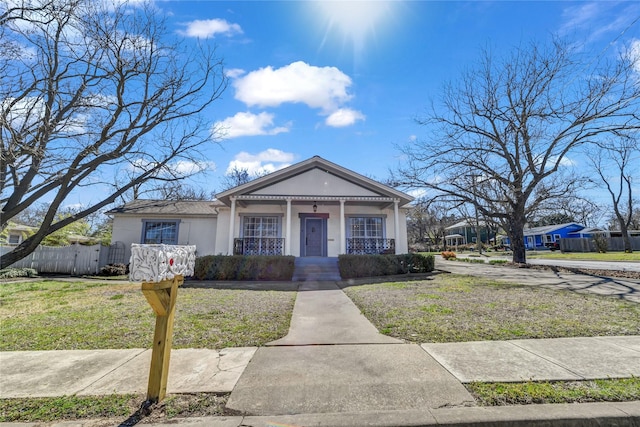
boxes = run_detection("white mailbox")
[129,244,196,283]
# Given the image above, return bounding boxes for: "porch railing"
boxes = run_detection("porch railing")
[233,238,285,256]
[346,238,395,255]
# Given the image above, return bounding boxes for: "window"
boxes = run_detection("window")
[142,221,179,245]
[349,217,383,238]
[243,216,279,238]
[8,234,20,244]
[554,234,561,242]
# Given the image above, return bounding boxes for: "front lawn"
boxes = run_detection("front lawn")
[0,280,296,351]
[343,274,640,342]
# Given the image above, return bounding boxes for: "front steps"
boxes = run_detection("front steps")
[292,257,341,281]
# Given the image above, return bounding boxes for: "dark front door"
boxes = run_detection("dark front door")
[305,218,323,256]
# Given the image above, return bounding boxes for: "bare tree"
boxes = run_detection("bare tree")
[218,166,270,192]
[406,198,456,251]
[395,38,640,264]
[0,0,226,267]
[587,136,639,252]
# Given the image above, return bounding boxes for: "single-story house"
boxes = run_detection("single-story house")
[444,220,494,247]
[523,222,586,250]
[0,223,36,245]
[108,156,414,262]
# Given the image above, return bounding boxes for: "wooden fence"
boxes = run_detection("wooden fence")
[1,242,127,275]
[560,237,640,253]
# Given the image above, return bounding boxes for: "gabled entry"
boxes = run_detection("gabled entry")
[300,213,328,257]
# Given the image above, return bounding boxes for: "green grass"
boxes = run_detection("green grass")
[468,378,640,405]
[343,274,640,343]
[0,280,296,350]
[527,252,640,261]
[0,393,231,423]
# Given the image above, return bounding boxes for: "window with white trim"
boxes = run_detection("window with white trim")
[8,234,20,244]
[348,217,383,238]
[242,216,280,238]
[142,221,179,245]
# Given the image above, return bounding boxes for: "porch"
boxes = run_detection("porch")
[233,237,396,256]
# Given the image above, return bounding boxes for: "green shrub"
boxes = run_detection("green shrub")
[0,267,38,279]
[194,255,295,281]
[489,259,508,265]
[338,253,434,279]
[98,263,128,276]
[456,257,485,264]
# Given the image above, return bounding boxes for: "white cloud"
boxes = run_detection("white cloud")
[178,19,243,38]
[233,61,353,112]
[226,149,295,176]
[325,108,365,127]
[214,111,290,139]
[631,39,640,74]
[225,68,245,79]
[172,160,216,175]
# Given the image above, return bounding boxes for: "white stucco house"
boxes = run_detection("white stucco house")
[108,156,414,262]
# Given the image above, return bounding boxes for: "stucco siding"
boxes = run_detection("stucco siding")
[250,168,380,197]
[111,215,217,262]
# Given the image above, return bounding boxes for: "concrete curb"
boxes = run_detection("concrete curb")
[3,401,638,426]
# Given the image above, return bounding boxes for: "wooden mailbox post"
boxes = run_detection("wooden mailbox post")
[129,244,196,403]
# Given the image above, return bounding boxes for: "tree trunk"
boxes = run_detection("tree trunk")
[508,216,527,264]
[618,218,633,253]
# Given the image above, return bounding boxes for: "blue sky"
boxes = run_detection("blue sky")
[161,1,639,191]
[63,1,639,207]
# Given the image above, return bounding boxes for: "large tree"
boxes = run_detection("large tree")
[395,39,640,263]
[1,0,226,267]
[587,136,639,252]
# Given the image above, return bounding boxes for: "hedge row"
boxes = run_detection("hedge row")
[338,253,435,279]
[194,255,295,281]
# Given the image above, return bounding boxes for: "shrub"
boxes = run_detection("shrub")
[489,259,508,265]
[441,251,457,260]
[98,263,128,276]
[194,255,295,281]
[338,253,434,279]
[457,257,485,264]
[0,267,38,279]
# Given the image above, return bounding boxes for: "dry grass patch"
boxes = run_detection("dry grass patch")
[0,393,235,423]
[0,280,295,351]
[343,274,640,342]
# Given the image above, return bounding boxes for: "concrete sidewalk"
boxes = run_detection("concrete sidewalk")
[435,257,640,302]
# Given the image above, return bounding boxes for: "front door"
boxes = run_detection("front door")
[304,218,323,256]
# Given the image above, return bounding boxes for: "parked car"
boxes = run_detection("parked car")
[544,241,560,251]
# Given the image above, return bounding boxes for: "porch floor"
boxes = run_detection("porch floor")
[292,257,341,281]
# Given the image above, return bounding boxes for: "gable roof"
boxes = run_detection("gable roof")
[445,219,489,230]
[523,222,584,236]
[106,199,222,216]
[215,156,414,207]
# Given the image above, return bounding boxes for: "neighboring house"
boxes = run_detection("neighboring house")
[444,220,494,247]
[0,223,35,245]
[108,156,414,262]
[523,222,586,250]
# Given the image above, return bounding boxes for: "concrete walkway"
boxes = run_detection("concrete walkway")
[267,281,401,345]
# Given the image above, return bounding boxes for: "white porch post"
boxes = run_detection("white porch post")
[285,198,292,255]
[340,198,346,254]
[393,199,400,254]
[228,197,236,255]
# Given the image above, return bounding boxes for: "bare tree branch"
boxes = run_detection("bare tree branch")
[394,38,640,263]
[0,0,227,267]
